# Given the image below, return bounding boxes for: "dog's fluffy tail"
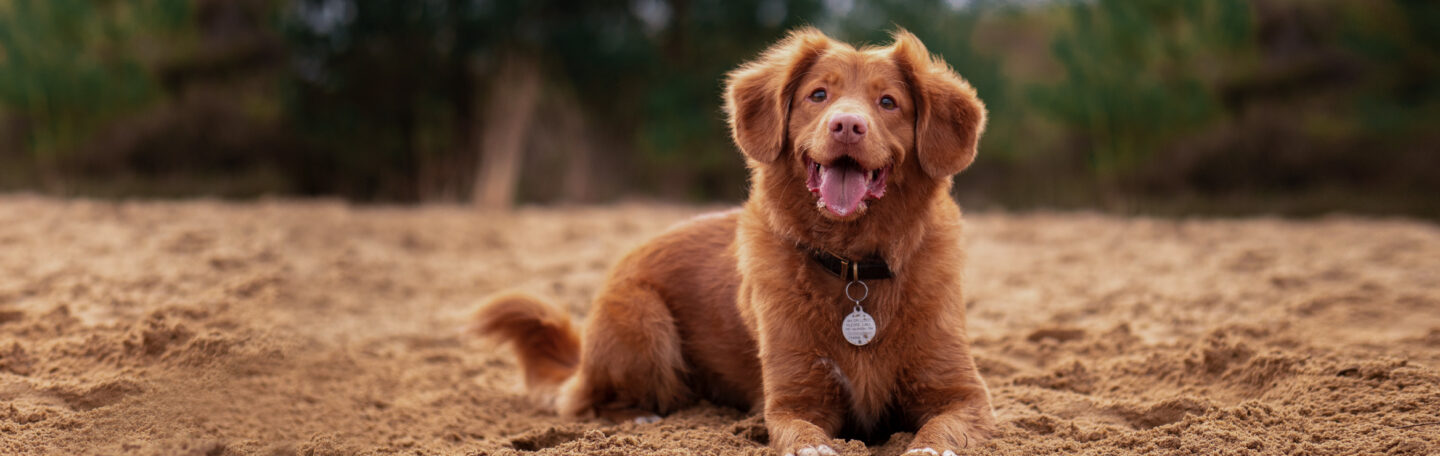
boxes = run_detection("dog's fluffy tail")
[471,292,580,403]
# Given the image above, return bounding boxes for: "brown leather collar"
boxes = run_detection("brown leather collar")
[807,248,893,281]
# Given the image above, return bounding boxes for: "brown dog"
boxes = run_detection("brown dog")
[474,28,994,455]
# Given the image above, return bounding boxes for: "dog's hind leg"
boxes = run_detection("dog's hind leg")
[558,282,691,421]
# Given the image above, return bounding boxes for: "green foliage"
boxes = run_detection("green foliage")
[0,0,191,159]
[628,0,826,197]
[1026,0,1253,174]
[283,0,828,199]
[283,0,466,198]
[0,0,1434,216]
[1338,0,1440,138]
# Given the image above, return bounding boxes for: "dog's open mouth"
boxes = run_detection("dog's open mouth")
[805,157,890,217]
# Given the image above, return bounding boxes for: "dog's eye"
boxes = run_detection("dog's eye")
[808,89,827,103]
[879,95,898,111]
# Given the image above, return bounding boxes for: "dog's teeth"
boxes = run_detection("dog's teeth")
[816,200,826,209]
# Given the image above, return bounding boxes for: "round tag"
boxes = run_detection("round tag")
[842,308,877,346]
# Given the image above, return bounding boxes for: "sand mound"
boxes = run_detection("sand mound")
[0,197,1435,455]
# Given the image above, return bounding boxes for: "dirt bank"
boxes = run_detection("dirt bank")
[0,196,1436,455]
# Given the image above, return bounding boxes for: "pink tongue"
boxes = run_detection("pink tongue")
[818,165,868,216]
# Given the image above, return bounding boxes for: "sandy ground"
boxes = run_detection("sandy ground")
[1,195,1437,455]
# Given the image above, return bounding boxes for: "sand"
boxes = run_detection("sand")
[0,195,1436,455]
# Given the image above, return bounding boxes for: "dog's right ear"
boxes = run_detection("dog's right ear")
[892,30,987,178]
[723,28,831,164]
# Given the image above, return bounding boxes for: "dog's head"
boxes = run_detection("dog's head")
[724,28,985,220]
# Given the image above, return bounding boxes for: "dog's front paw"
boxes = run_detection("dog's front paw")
[784,444,838,456]
[904,448,956,456]
[768,414,840,456]
[783,443,840,454]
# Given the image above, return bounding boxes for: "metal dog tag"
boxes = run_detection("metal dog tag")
[843,280,876,346]
[842,306,876,346]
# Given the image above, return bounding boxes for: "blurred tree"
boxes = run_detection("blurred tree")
[283,0,826,204]
[473,54,539,208]
[284,0,655,202]
[0,0,1432,217]
[0,0,191,162]
[1027,0,1253,177]
[624,0,825,200]
[284,0,457,199]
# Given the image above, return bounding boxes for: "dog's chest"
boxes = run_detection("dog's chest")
[821,349,900,429]
[813,291,910,425]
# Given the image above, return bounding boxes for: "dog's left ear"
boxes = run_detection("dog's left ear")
[892,30,987,177]
[724,28,831,164]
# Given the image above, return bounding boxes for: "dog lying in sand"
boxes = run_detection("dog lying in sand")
[474,28,994,456]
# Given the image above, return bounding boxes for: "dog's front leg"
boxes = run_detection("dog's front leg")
[762,351,848,456]
[904,405,990,455]
[903,354,995,455]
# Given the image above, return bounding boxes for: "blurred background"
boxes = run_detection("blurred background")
[0,0,1436,217]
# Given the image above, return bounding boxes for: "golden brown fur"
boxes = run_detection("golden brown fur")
[473,28,994,455]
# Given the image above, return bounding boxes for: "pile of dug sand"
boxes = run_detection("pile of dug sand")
[0,196,1436,455]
